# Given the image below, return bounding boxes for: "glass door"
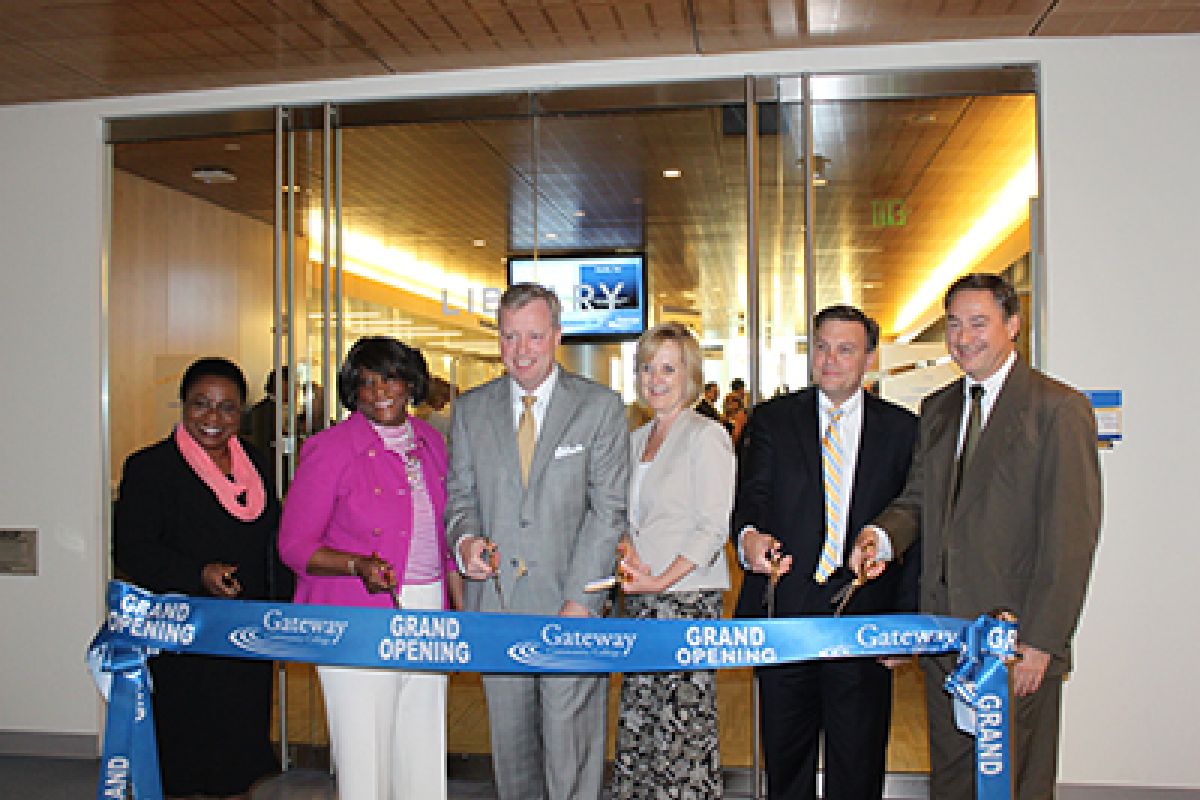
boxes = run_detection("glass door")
[773,67,1040,776]
[106,105,345,768]
[785,69,1039,414]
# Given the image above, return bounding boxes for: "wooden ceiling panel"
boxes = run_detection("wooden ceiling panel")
[5,0,1194,104]
[198,1,259,26]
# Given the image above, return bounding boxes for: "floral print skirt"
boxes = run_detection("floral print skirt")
[610,590,724,800]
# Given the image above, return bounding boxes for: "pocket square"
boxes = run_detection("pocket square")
[554,443,585,459]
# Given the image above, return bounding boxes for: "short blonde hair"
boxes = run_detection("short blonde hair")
[635,322,703,407]
[500,283,562,329]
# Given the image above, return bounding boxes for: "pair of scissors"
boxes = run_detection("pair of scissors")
[764,549,783,618]
[586,540,632,593]
[830,557,875,617]
[481,540,528,609]
[369,551,402,609]
[481,540,504,609]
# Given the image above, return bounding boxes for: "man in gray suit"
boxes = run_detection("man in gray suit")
[446,282,628,800]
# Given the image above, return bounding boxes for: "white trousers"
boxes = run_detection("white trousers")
[318,582,447,800]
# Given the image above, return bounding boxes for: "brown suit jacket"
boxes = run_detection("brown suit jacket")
[873,358,1101,673]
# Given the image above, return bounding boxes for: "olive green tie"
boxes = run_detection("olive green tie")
[952,384,985,507]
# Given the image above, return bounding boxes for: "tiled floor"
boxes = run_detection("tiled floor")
[0,755,97,800]
[0,755,929,799]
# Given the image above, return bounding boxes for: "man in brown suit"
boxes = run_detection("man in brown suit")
[850,273,1101,800]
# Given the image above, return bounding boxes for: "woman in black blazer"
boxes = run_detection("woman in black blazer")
[114,357,287,800]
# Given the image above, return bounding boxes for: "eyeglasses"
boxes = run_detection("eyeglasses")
[185,397,241,419]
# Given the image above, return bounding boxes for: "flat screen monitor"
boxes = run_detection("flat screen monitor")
[506,253,647,341]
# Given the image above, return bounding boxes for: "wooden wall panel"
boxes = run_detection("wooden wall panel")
[109,170,169,486]
[109,169,274,481]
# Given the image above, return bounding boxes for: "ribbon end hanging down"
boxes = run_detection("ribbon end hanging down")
[944,612,1018,800]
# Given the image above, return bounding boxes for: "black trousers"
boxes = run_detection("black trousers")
[758,658,893,800]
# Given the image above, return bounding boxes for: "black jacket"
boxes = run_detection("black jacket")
[113,435,290,600]
[731,387,919,617]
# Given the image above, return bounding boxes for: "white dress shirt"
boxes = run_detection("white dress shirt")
[509,365,559,438]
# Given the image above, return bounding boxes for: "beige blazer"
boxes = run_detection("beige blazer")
[629,408,733,592]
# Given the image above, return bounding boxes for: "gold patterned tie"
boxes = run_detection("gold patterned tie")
[814,407,845,584]
[517,394,536,485]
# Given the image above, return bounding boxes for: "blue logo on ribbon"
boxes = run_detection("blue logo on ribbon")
[227,608,352,657]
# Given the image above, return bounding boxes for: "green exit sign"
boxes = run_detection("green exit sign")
[872,199,907,227]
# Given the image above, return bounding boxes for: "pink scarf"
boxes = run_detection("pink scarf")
[174,424,267,522]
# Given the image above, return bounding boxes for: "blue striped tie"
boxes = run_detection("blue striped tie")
[815,407,846,584]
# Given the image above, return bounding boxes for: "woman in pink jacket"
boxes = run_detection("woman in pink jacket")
[278,336,454,800]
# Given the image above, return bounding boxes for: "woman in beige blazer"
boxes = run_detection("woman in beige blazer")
[610,322,735,800]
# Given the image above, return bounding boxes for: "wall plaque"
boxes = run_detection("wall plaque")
[0,529,37,575]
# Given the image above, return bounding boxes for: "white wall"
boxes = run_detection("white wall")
[0,33,1196,787]
[1036,39,1200,790]
[0,103,107,740]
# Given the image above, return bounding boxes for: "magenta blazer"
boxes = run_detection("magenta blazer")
[278,411,452,609]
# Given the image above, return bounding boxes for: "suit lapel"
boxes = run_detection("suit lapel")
[848,396,881,531]
[645,409,690,479]
[630,411,689,518]
[922,384,962,529]
[526,369,583,489]
[794,390,821,487]
[487,379,522,486]
[953,360,1031,513]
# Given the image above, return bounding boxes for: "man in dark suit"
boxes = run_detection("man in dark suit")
[446,283,628,800]
[695,381,722,421]
[732,304,918,800]
[850,273,1101,800]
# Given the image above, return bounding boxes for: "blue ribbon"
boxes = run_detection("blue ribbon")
[89,581,1015,800]
[944,613,1018,797]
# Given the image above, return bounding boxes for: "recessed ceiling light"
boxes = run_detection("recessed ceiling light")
[191,166,237,184]
[662,168,682,179]
[472,239,486,247]
[574,210,586,217]
[545,232,558,240]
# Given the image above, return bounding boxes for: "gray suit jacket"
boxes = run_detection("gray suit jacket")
[874,358,1101,672]
[445,367,629,615]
